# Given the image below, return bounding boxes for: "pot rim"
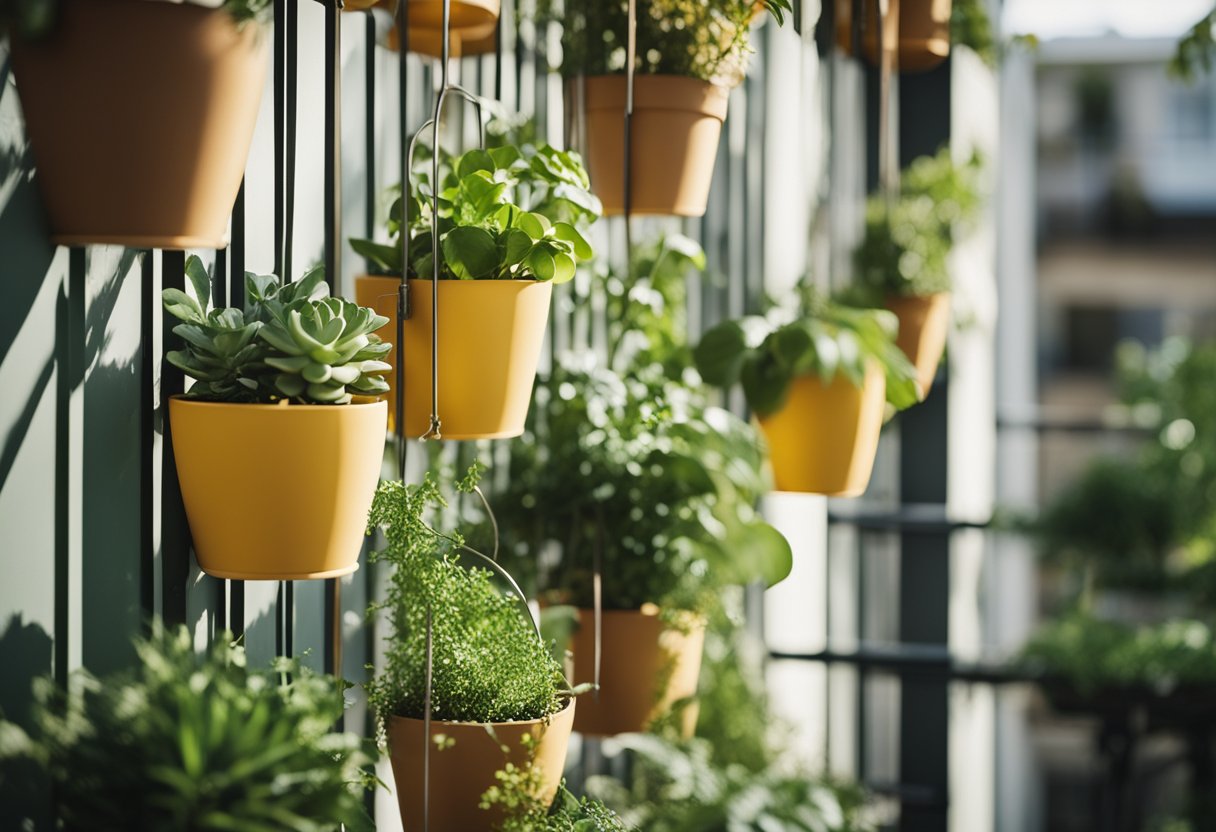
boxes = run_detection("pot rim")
[169,395,388,411]
[388,696,576,730]
[355,274,546,286]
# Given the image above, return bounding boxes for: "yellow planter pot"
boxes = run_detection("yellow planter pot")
[10,0,268,249]
[379,0,500,58]
[169,398,387,580]
[575,75,729,217]
[568,607,705,738]
[886,292,950,398]
[388,700,575,832]
[759,364,887,497]
[355,277,552,440]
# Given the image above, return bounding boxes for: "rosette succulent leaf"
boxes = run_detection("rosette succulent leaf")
[260,297,392,403]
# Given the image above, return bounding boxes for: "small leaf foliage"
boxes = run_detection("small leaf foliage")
[366,466,569,727]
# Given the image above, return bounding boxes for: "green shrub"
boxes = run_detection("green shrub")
[0,625,372,832]
[367,468,570,725]
[1020,613,1216,694]
[472,361,791,613]
[588,734,873,832]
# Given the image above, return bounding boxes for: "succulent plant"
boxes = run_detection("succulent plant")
[259,297,392,403]
[163,256,392,405]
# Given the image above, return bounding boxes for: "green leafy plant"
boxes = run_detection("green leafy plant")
[366,466,573,727]
[1033,456,1181,596]
[0,0,270,38]
[950,0,996,66]
[163,256,391,404]
[350,142,600,282]
[545,0,791,88]
[1027,339,1216,605]
[473,361,791,614]
[848,147,983,303]
[601,234,708,377]
[0,625,372,832]
[1020,613,1216,694]
[694,291,919,418]
[484,768,635,832]
[587,733,873,832]
[468,235,790,614]
[1172,6,1216,82]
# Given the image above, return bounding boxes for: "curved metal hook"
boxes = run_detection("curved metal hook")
[454,541,543,645]
[472,485,500,562]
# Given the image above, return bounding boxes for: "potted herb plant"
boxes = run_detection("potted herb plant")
[350,141,600,439]
[163,256,390,580]
[8,0,270,248]
[550,0,791,216]
[847,147,982,397]
[0,625,373,831]
[367,467,583,831]
[695,291,918,496]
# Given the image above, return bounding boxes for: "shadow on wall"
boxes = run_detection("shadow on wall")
[0,614,53,829]
[0,50,59,496]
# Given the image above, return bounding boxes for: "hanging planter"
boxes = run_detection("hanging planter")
[367,471,583,832]
[695,293,919,497]
[568,607,705,738]
[850,148,981,397]
[387,701,575,831]
[355,277,552,439]
[171,399,386,579]
[163,258,391,580]
[758,365,888,496]
[376,0,499,58]
[576,75,729,217]
[886,291,951,397]
[9,0,269,249]
[834,0,953,73]
[350,142,600,440]
[556,1,791,217]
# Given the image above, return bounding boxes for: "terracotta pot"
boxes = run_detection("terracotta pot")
[355,277,552,440]
[10,0,268,249]
[568,607,705,737]
[388,699,575,832]
[169,398,386,580]
[758,363,886,496]
[379,0,499,58]
[886,292,950,397]
[575,75,729,217]
[834,0,952,72]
